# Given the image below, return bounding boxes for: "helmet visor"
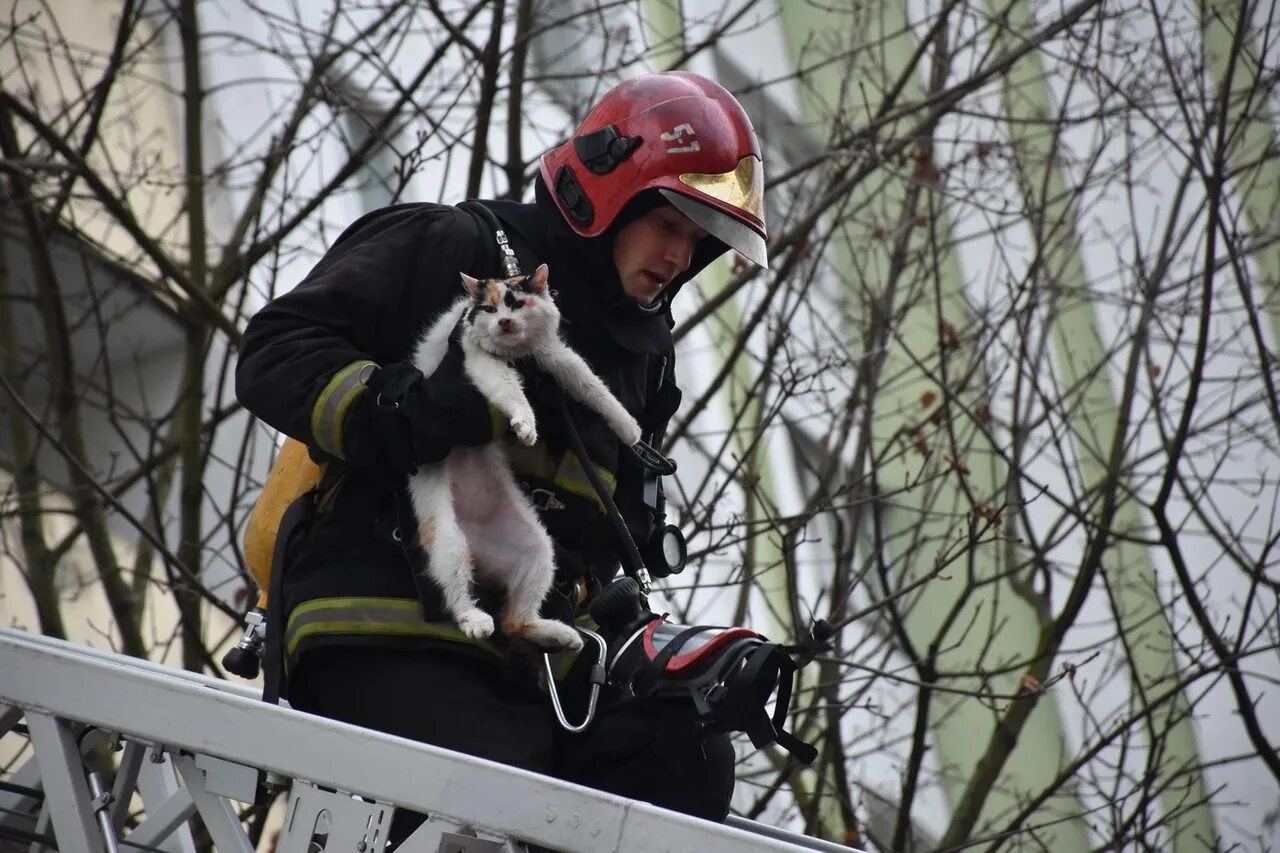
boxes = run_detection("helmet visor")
[659,155,768,268]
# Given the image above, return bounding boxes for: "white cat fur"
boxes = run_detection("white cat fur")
[406,263,641,651]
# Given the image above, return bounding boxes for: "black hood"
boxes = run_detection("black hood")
[480,178,727,357]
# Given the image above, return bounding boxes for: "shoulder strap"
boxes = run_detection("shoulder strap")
[261,490,319,705]
[459,200,523,278]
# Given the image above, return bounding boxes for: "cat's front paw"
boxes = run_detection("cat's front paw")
[617,421,642,445]
[456,608,495,639]
[510,413,538,446]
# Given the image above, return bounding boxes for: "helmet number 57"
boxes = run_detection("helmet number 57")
[660,123,700,154]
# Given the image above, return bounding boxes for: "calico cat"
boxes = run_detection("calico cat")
[407,263,641,651]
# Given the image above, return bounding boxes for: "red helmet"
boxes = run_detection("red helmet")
[540,72,768,268]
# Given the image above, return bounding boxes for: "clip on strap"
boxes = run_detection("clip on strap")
[460,200,522,279]
[493,227,522,279]
[544,626,607,733]
[631,440,677,476]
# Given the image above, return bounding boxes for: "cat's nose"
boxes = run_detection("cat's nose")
[499,318,515,333]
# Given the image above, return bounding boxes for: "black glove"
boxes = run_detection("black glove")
[342,347,494,474]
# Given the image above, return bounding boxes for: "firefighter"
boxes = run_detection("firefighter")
[235,71,768,832]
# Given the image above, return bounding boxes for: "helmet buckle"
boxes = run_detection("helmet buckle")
[574,125,642,175]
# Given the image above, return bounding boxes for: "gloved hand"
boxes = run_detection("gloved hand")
[341,346,495,474]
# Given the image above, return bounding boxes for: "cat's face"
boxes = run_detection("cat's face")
[460,263,559,354]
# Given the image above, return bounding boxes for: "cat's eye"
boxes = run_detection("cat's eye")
[479,305,498,313]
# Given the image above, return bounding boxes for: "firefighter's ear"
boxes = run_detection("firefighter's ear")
[460,272,482,298]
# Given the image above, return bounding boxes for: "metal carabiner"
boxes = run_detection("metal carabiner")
[543,627,607,733]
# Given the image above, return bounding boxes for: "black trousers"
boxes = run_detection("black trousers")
[288,644,735,845]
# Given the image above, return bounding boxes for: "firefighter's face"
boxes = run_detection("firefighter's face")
[613,205,708,306]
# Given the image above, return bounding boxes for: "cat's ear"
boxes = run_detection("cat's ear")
[460,272,482,299]
[527,263,550,295]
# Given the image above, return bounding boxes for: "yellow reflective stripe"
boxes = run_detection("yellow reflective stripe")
[504,443,616,513]
[558,450,617,496]
[505,442,557,480]
[290,595,418,620]
[287,621,504,657]
[284,596,503,660]
[310,360,377,458]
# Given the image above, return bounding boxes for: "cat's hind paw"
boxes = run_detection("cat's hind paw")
[510,413,538,446]
[511,619,583,652]
[456,608,495,640]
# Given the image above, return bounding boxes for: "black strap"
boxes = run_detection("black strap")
[556,395,650,586]
[459,200,522,278]
[742,645,817,765]
[261,479,329,705]
[767,653,817,764]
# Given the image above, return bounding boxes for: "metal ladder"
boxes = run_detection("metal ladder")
[0,628,858,853]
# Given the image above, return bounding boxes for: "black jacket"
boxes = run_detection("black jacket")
[236,180,682,666]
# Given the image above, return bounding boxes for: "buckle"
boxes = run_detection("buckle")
[630,440,677,476]
[529,488,566,512]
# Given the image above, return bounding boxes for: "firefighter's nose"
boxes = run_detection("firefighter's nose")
[666,235,694,273]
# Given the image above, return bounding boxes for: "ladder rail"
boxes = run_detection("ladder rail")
[0,628,854,853]
[20,633,264,700]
